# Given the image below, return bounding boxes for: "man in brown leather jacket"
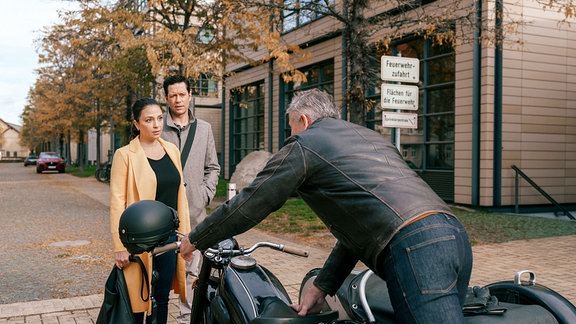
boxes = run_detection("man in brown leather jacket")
[181,88,472,323]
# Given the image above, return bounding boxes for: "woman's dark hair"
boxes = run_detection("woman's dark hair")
[130,98,161,139]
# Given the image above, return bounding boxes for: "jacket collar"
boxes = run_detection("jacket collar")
[165,108,195,130]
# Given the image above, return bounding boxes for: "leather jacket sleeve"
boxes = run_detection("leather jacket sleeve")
[188,140,306,249]
[313,241,359,296]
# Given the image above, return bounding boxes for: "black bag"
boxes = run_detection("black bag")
[96,265,135,324]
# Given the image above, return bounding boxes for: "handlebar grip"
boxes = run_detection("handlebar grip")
[152,241,180,255]
[282,245,309,257]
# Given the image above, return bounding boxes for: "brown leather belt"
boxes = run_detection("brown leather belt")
[402,211,439,228]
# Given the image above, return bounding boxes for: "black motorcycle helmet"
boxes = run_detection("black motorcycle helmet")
[119,200,180,255]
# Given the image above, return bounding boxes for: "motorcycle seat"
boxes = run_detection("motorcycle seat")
[249,296,339,324]
[345,271,560,323]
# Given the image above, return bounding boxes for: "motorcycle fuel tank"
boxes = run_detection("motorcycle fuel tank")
[218,255,292,323]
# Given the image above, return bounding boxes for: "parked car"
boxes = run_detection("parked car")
[23,154,37,167]
[36,152,65,173]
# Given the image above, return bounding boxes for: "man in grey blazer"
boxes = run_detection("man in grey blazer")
[161,75,220,324]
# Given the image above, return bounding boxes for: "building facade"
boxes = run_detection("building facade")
[218,0,575,210]
[0,119,29,160]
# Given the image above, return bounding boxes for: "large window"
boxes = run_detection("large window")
[282,0,332,33]
[281,59,334,141]
[230,82,265,169]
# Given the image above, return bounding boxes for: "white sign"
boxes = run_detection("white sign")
[382,112,418,129]
[381,56,420,83]
[381,84,419,110]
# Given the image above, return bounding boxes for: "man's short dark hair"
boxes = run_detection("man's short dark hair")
[163,75,191,95]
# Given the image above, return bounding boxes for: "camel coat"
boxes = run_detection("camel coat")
[109,137,191,314]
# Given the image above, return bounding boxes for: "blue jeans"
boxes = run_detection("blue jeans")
[376,213,473,324]
[134,234,177,324]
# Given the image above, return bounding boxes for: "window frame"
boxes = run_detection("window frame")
[282,0,333,33]
[230,82,266,171]
[191,74,219,98]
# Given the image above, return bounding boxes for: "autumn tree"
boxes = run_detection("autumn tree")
[75,0,309,96]
[62,2,156,145]
[20,73,69,155]
[22,1,155,166]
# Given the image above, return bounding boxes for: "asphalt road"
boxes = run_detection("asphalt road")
[0,163,111,304]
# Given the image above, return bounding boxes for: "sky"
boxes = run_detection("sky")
[0,0,78,126]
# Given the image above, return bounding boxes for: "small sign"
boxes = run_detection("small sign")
[381,84,419,110]
[382,112,418,129]
[381,56,420,83]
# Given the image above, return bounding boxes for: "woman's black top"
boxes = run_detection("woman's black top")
[147,153,180,210]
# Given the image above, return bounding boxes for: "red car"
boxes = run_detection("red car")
[36,152,65,173]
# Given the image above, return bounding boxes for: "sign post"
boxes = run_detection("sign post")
[381,55,420,151]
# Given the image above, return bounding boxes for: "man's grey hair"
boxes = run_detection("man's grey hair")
[286,88,340,122]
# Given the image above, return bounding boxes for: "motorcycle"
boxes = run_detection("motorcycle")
[299,268,576,323]
[156,236,576,324]
[95,162,111,183]
[187,237,339,323]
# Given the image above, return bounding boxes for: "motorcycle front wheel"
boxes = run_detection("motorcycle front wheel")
[95,167,110,183]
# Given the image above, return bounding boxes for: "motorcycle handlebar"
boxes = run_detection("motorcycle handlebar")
[149,240,309,259]
[152,241,180,255]
[280,244,309,257]
[205,241,309,258]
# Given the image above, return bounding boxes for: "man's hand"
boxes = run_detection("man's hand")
[290,284,327,316]
[180,235,196,261]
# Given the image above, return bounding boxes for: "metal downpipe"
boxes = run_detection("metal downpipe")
[493,0,503,206]
[472,0,482,206]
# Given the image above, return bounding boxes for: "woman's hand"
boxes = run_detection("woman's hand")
[114,250,131,269]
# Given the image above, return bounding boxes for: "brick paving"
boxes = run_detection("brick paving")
[1,166,575,323]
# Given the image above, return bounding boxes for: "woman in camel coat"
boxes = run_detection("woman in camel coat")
[109,98,190,323]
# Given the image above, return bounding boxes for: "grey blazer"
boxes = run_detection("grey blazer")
[162,109,220,227]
